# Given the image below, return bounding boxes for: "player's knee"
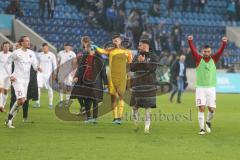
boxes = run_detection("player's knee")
[199,106,205,112]
[4,90,8,94]
[208,107,215,113]
[17,98,26,106]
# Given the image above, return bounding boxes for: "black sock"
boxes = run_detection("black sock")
[8,114,13,121]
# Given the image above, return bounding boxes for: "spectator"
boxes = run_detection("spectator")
[227,0,237,21]
[95,0,108,29]
[198,0,207,13]
[48,0,56,18]
[160,31,170,52]
[39,0,47,18]
[170,54,187,104]
[106,5,117,32]
[171,22,182,53]
[236,0,240,20]
[190,0,199,12]
[114,9,126,34]
[86,11,99,27]
[148,1,160,17]
[126,10,143,48]
[167,0,175,16]
[182,0,189,12]
[114,0,126,11]
[5,0,24,17]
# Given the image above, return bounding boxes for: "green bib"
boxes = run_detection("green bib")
[196,58,216,87]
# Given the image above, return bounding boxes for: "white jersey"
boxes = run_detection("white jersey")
[38,51,57,76]
[0,51,13,77]
[57,50,76,66]
[7,48,38,81]
[57,50,76,84]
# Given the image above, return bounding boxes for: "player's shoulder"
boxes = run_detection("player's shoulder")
[70,51,76,57]
[58,50,64,55]
[26,49,35,54]
[13,48,21,54]
[49,52,57,58]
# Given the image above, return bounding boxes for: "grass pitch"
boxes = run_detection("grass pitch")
[0,91,239,160]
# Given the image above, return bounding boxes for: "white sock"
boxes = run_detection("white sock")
[60,91,64,102]
[145,108,151,130]
[66,93,70,101]
[36,88,41,105]
[48,88,53,105]
[8,101,19,120]
[206,111,215,123]
[132,108,139,124]
[0,93,3,107]
[2,93,8,106]
[198,112,205,130]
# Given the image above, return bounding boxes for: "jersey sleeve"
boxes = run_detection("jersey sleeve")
[188,39,202,66]
[30,51,38,71]
[5,52,16,75]
[127,50,133,63]
[57,52,61,64]
[52,53,58,71]
[96,47,110,55]
[212,41,227,63]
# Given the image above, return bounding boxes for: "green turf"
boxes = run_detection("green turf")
[0,91,240,160]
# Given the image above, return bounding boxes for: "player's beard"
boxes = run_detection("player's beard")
[203,55,211,58]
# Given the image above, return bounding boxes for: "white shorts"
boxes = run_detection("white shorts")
[196,87,216,108]
[12,80,29,99]
[58,73,73,87]
[0,76,11,90]
[38,73,51,89]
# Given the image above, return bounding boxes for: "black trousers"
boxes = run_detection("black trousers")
[85,98,98,119]
[48,9,54,18]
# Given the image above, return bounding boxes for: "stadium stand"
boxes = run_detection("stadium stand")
[0,0,240,68]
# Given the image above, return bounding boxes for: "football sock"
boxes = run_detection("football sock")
[145,108,151,130]
[206,111,215,123]
[0,93,3,107]
[118,100,124,119]
[66,93,70,102]
[2,93,8,106]
[198,111,205,130]
[113,105,118,119]
[60,91,64,102]
[132,108,139,124]
[36,88,41,105]
[8,102,18,120]
[48,88,53,106]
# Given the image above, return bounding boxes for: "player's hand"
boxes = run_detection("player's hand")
[10,75,16,82]
[188,35,193,40]
[91,45,98,50]
[0,107,6,113]
[222,37,228,42]
[38,67,42,72]
[52,73,57,81]
[73,77,78,83]
[138,55,145,62]
[104,85,108,89]
[176,76,180,80]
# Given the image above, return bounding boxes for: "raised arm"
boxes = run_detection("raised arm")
[91,45,110,55]
[188,36,202,61]
[212,37,228,63]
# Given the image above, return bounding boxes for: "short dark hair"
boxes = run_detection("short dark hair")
[42,43,48,47]
[111,33,121,40]
[19,35,28,43]
[203,45,211,49]
[64,43,71,47]
[2,41,10,46]
[1,41,10,50]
